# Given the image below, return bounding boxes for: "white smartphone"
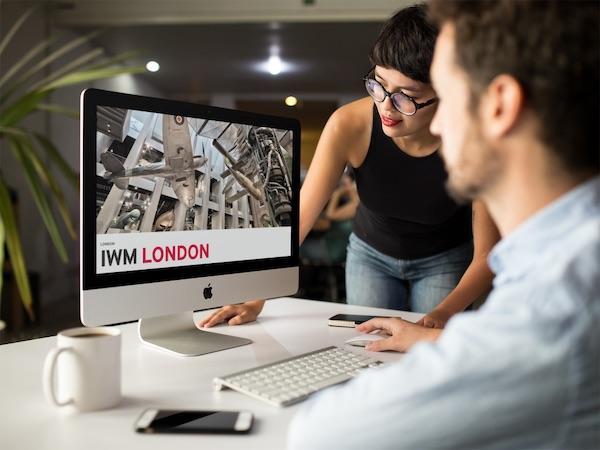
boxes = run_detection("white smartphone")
[134,409,253,434]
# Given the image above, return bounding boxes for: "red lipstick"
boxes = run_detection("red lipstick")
[381,116,401,127]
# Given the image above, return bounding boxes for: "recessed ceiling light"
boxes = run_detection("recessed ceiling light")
[285,96,298,107]
[146,61,160,72]
[253,56,300,75]
[267,55,282,75]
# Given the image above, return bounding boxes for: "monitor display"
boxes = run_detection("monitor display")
[95,109,294,275]
[81,89,300,294]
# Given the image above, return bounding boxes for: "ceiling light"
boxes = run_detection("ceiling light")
[285,96,298,107]
[267,55,282,75]
[254,56,300,75]
[145,61,160,72]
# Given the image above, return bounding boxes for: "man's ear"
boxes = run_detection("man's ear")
[480,74,525,140]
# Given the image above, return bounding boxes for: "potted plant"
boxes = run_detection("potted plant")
[0,6,144,327]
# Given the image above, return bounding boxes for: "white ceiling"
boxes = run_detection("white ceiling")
[50,0,413,26]
[85,22,386,99]
[44,0,417,100]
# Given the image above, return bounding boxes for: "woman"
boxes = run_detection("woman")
[200,4,499,332]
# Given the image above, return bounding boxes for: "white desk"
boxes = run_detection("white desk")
[0,298,422,450]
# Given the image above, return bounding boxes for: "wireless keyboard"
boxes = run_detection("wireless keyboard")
[214,346,383,407]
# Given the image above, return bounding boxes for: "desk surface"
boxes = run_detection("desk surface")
[1,298,422,450]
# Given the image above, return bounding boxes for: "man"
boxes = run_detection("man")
[288,1,599,449]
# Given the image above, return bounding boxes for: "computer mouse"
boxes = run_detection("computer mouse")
[345,333,388,347]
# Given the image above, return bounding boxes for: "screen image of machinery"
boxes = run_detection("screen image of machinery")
[94,107,294,274]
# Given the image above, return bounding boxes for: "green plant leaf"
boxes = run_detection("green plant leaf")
[29,47,105,92]
[0,176,34,320]
[0,5,39,57]
[19,135,77,239]
[0,206,4,299]
[0,35,60,91]
[40,65,146,92]
[7,137,69,263]
[0,90,50,127]
[0,125,27,138]
[37,50,143,92]
[86,50,140,71]
[33,133,79,189]
[36,103,80,119]
[1,29,102,104]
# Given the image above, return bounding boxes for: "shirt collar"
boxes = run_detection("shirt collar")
[488,175,600,276]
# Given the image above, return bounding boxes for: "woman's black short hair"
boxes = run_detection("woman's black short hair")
[369,4,438,84]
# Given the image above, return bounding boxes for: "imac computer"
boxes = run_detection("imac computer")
[80,89,300,356]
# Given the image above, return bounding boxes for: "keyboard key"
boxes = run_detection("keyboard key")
[310,373,353,391]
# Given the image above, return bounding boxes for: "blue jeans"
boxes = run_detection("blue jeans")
[345,233,473,313]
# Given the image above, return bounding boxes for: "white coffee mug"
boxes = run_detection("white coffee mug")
[43,327,121,412]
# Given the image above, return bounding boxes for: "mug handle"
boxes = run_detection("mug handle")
[43,347,75,407]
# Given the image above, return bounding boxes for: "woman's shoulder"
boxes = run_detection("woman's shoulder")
[331,97,373,130]
[325,98,373,165]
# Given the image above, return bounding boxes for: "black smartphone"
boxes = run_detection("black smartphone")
[134,409,253,434]
[328,314,388,327]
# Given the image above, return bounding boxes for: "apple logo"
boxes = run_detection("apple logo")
[203,283,213,300]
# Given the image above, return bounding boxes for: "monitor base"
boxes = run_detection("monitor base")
[138,311,252,357]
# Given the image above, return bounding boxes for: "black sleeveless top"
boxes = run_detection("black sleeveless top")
[352,107,472,259]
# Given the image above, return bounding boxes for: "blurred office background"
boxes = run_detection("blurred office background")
[0,0,413,343]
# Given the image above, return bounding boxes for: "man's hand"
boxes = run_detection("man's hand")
[198,300,265,328]
[356,317,441,353]
[416,308,453,329]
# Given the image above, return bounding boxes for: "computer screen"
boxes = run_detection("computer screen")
[80,89,300,355]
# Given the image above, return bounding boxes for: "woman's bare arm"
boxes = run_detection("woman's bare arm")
[417,200,501,328]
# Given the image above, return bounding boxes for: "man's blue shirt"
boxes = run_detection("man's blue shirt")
[288,177,600,450]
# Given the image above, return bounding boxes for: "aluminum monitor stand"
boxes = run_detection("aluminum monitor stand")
[138,311,251,357]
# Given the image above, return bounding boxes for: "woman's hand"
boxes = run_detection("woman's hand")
[356,317,441,353]
[198,300,265,327]
[416,308,453,329]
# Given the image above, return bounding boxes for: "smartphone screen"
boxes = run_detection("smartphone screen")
[329,314,379,324]
[136,409,252,434]
[328,314,389,327]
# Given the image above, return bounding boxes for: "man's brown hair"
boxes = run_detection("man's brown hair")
[428,0,599,173]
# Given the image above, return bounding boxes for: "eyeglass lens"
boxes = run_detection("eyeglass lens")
[364,78,417,115]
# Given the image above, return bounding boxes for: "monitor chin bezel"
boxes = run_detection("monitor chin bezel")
[80,266,299,327]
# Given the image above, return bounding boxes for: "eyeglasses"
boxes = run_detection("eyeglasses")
[363,67,437,116]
